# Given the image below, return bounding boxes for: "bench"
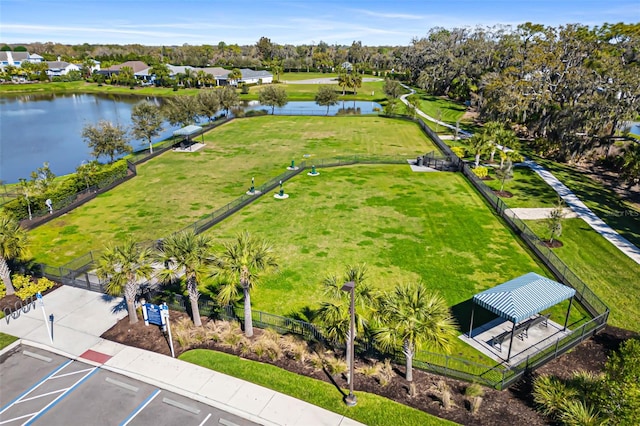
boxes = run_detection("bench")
[516,313,550,340]
[490,330,513,352]
[490,314,550,351]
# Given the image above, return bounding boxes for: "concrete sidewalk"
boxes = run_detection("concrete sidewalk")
[0,286,364,426]
[525,160,640,265]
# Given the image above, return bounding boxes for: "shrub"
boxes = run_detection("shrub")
[356,362,381,378]
[12,275,55,300]
[533,375,579,419]
[240,84,250,94]
[472,165,488,178]
[281,335,308,363]
[172,317,196,347]
[437,380,453,409]
[464,383,485,415]
[451,146,466,158]
[324,355,347,376]
[378,359,395,387]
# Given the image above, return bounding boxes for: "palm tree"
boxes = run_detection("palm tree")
[227,68,242,86]
[96,239,154,324]
[467,132,492,167]
[315,264,378,378]
[0,214,29,296]
[483,121,504,162]
[158,230,216,327]
[373,282,458,395]
[337,69,349,96]
[216,231,278,337]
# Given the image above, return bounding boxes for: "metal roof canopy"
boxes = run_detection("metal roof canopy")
[173,125,202,137]
[473,272,575,324]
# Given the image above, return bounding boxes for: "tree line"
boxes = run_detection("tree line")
[400,23,640,169]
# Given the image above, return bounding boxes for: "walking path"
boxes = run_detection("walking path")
[0,286,364,426]
[399,84,640,266]
[504,207,578,220]
[524,160,640,265]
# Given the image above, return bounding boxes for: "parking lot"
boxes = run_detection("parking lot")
[0,346,258,426]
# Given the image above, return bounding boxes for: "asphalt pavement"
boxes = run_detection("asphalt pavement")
[0,286,364,426]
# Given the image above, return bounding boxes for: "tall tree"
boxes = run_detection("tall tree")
[18,178,35,220]
[162,95,201,126]
[130,101,164,154]
[218,86,239,116]
[197,90,221,123]
[30,162,56,194]
[374,282,457,395]
[258,85,288,114]
[216,231,278,337]
[158,230,216,327]
[81,120,131,163]
[96,239,154,324]
[0,213,30,296]
[314,85,339,115]
[383,79,403,99]
[149,63,170,86]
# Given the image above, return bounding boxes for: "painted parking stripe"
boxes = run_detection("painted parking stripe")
[0,359,73,414]
[24,367,99,426]
[50,367,95,379]
[17,389,67,404]
[198,413,212,426]
[0,412,38,425]
[119,389,161,426]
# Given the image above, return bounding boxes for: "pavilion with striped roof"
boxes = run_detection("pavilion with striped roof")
[468,272,576,361]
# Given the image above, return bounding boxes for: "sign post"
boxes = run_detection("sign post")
[142,302,174,358]
[37,292,53,344]
[161,303,175,358]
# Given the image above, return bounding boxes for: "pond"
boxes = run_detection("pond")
[0,93,381,183]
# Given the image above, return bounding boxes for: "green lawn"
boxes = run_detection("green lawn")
[525,218,640,330]
[180,349,456,426]
[28,116,438,265]
[483,166,561,208]
[0,332,18,349]
[532,156,640,248]
[241,80,386,102]
[205,164,567,362]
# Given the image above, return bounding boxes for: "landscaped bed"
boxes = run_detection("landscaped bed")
[101,308,636,426]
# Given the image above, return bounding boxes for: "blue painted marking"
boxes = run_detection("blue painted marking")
[24,367,100,425]
[119,389,161,426]
[0,359,73,413]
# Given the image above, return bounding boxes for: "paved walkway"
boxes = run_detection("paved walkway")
[504,207,578,220]
[0,286,364,426]
[399,84,472,138]
[524,160,640,265]
[399,84,640,266]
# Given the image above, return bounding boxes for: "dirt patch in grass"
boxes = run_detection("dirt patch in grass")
[101,310,637,426]
[541,239,564,248]
[493,190,514,198]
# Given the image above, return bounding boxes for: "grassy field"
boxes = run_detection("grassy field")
[525,218,640,330]
[203,164,587,363]
[532,156,640,248]
[180,349,456,426]
[28,116,438,265]
[483,166,561,208]
[242,79,386,103]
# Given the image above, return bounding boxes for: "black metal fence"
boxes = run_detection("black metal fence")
[34,113,610,390]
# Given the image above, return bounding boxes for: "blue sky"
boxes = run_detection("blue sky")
[1,0,639,46]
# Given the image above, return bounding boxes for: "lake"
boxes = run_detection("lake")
[0,93,380,183]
